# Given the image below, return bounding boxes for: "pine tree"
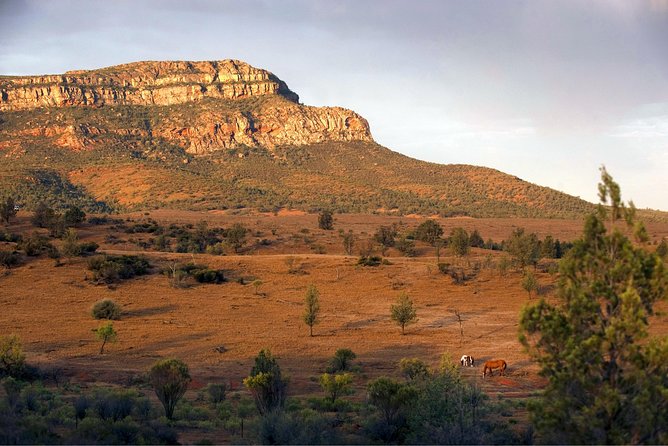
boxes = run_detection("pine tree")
[519,167,668,444]
[303,284,320,336]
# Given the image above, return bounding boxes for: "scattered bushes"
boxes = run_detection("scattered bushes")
[17,233,58,257]
[0,250,21,268]
[88,255,150,284]
[163,262,225,287]
[92,299,122,320]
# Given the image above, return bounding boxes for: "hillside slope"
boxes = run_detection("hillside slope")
[0,60,594,218]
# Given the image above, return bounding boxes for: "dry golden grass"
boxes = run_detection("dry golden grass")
[2,211,667,404]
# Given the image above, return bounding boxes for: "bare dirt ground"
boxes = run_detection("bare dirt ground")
[1,210,667,421]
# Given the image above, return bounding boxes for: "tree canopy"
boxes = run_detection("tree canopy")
[519,167,668,444]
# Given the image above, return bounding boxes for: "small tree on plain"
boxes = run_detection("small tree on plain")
[62,228,81,259]
[252,279,263,295]
[0,196,17,224]
[414,219,443,245]
[303,284,320,336]
[63,205,86,227]
[329,348,357,372]
[448,227,470,257]
[31,202,56,228]
[318,210,334,230]
[391,293,417,335]
[342,230,355,255]
[226,223,247,253]
[521,270,539,299]
[374,225,397,255]
[243,349,287,414]
[94,322,117,354]
[319,373,353,403]
[399,358,429,381]
[148,358,191,420]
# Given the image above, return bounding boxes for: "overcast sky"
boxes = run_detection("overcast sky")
[1,0,667,210]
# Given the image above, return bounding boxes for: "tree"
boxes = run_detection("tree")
[62,228,81,259]
[252,279,263,295]
[318,210,334,230]
[243,349,287,414]
[226,223,247,253]
[342,230,355,255]
[657,239,668,260]
[395,237,416,257]
[505,227,540,269]
[94,322,117,354]
[519,168,668,444]
[319,373,353,403]
[414,219,443,245]
[0,196,17,224]
[468,229,484,248]
[31,202,56,228]
[303,284,320,336]
[521,270,538,299]
[148,358,191,420]
[63,205,86,227]
[448,227,470,257]
[391,293,417,335]
[399,358,429,381]
[367,377,418,441]
[328,348,357,372]
[0,334,26,378]
[374,225,397,255]
[540,235,556,259]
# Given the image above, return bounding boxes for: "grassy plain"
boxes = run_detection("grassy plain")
[2,210,667,442]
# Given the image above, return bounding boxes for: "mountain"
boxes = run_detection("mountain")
[0,60,594,217]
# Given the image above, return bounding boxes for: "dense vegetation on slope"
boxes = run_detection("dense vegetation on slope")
[0,98,595,217]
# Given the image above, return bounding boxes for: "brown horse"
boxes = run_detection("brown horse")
[482,359,507,378]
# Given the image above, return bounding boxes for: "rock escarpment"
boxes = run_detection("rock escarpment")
[0,60,373,153]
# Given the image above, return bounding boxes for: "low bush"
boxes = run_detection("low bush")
[88,255,151,284]
[163,262,225,287]
[0,250,22,268]
[17,233,58,257]
[357,255,382,267]
[92,299,122,320]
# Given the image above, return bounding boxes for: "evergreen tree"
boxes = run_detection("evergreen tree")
[243,349,287,415]
[148,358,191,420]
[414,219,443,245]
[318,210,334,230]
[519,167,668,444]
[448,227,470,257]
[391,293,417,335]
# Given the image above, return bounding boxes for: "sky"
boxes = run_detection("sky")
[1,0,667,210]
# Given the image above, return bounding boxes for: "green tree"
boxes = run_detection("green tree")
[31,202,56,228]
[657,239,668,260]
[319,373,353,403]
[226,223,247,253]
[63,205,86,227]
[0,334,26,378]
[448,227,470,257]
[519,168,668,444]
[468,229,484,248]
[62,228,81,259]
[391,293,417,335]
[328,348,357,372]
[399,358,429,381]
[374,225,397,255]
[505,227,540,269]
[252,279,263,295]
[0,196,17,224]
[342,230,355,255]
[243,349,287,414]
[367,377,418,441]
[148,358,191,420]
[540,235,556,259]
[521,270,539,299]
[303,284,320,336]
[414,219,443,245]
[94,322,117,354]
[318,210,334,230]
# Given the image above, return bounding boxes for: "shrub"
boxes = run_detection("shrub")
[206,383,227,404]
[17,233,57,257]
[0,334,26,378]
[328,348,357,372]
[92,299,122,320]
[357,255,382,267]
[0,250,21,269]
[193,268,225,284]
[88,255,150,284]
[318,210,334,230]
[243,349,287,415]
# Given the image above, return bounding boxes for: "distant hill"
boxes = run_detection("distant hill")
[0,60,596,218]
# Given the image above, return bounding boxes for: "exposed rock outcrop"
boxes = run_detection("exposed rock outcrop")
[0,60,373,152]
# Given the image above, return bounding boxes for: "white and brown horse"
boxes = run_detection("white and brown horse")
[482,359,507,378]
[460,355,475,367]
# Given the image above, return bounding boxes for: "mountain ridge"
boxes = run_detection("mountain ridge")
[0,60,600,218]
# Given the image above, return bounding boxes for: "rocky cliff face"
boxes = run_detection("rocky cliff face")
[0,60,372,153]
